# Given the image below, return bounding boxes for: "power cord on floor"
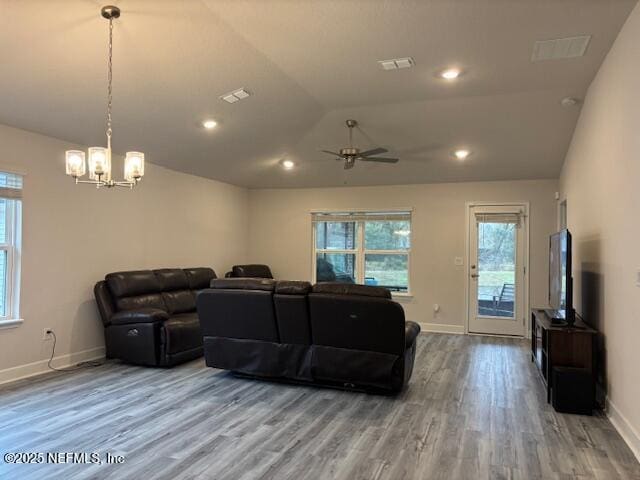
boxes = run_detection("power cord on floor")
[47,330,105,372]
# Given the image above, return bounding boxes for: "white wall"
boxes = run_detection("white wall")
[248,179,558,331]
[0,124,249,382]
[559,3,640,458]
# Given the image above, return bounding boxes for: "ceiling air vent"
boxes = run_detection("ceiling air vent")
[220,88,251,104]
[378,57,415,70]
[531,35,591,62]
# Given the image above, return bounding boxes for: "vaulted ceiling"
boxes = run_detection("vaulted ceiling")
[0,0,636,188]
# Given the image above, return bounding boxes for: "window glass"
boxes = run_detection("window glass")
[0,250,6,316]
[365,220,410,250]
[477,222,516,318]
[316,253,356,283]
[0,199,5,244]
[315,222,356,250]
[364,253,408,292]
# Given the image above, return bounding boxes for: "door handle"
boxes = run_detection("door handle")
[471,273,479,278]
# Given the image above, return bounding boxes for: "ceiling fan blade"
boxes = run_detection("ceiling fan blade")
[359,157,399,163]
[321,150,342,157]
[359,147,388,157]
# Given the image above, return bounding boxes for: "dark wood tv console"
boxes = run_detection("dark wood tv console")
[531,308,597,405]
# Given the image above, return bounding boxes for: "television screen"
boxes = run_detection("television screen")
[549,229,572,318]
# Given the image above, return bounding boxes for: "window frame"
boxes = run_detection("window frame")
[0,196,22,326]
[311,211,412,296]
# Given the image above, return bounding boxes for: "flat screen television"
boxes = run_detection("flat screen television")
[548,229,574,324]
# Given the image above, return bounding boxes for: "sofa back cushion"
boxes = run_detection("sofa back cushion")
[312,282,392,299]
[209,278,276,291]
[184,267,217,291]
[231,264,274,279]
[153,269,195,315]
[106,270,162,298]
[106,270,167,312]
[273,281,312,345]
[308,293,405,355]
[197,280,279,342]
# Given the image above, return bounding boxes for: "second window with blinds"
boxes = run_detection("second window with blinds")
[312,211,411,294]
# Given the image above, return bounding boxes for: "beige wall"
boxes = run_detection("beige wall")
[559,3,640,456]
[248,179,558,330]
[0,124,249,381]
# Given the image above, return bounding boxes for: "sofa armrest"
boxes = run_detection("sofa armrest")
[405,321,421,350]
[110,308,169,326]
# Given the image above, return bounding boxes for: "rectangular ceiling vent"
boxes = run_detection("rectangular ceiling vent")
[531,35,591,62]
[378,57,415,70]
[220,88,251,104]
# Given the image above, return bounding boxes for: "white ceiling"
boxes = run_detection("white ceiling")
[0,0,636,188]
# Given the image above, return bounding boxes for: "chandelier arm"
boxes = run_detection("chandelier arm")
[113,182,136,188]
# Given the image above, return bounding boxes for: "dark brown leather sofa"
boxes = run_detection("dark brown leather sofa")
[94,267,216,366]
[225,264,273,279]
[196,279,420,393]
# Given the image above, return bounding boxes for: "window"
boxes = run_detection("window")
[0,172,22,324]
[312,211,411,293]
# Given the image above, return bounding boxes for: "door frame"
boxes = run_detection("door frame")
[464,201,530,337]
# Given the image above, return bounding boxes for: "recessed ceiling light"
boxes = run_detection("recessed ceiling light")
[202,120,217,129]
[454,149,470,160]
[441,68,461,80]
[282,159,295,170]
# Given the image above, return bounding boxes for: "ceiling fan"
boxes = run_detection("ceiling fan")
[321,119,399,169]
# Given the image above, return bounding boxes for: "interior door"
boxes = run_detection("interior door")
[468,205,526,336]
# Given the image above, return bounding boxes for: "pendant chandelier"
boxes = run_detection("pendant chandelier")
[65,5,144,189]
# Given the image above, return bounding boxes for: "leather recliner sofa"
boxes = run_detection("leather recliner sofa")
[94,267,216,366]
[225,264,273,279]
[196,279,420,393]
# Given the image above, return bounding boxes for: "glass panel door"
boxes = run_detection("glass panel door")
[468,206,526,336]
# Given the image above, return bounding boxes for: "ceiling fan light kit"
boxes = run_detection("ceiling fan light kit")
[64,5,145,189]
[321,119,400,170]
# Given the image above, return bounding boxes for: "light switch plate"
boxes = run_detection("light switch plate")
[454,257,464,266]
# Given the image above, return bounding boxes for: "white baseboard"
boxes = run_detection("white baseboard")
[0,346,105,387]
[418,322,465,335]
[606,398,640,463]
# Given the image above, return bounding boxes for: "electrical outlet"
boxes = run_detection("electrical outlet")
[42,328,53,341]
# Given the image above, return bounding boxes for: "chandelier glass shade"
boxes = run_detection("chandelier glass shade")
[65,5,145,189]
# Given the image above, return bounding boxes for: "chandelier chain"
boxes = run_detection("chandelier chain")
[106,16,113,145]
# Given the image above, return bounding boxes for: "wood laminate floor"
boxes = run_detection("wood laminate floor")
[1,334,638,480]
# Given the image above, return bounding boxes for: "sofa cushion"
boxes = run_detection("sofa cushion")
[210,278,276,291]
[116,293,166,312]
[197,289,279,342]
[106,270,162,298]
[311,282,392,299]
[231,264,273,279]
[153,268,189,291]
[184,267,217,290]
[309,294,404,355]
[275,281,312,295]
[162,290,196,314]
[274,294,312,345]
[162,313,202,354]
